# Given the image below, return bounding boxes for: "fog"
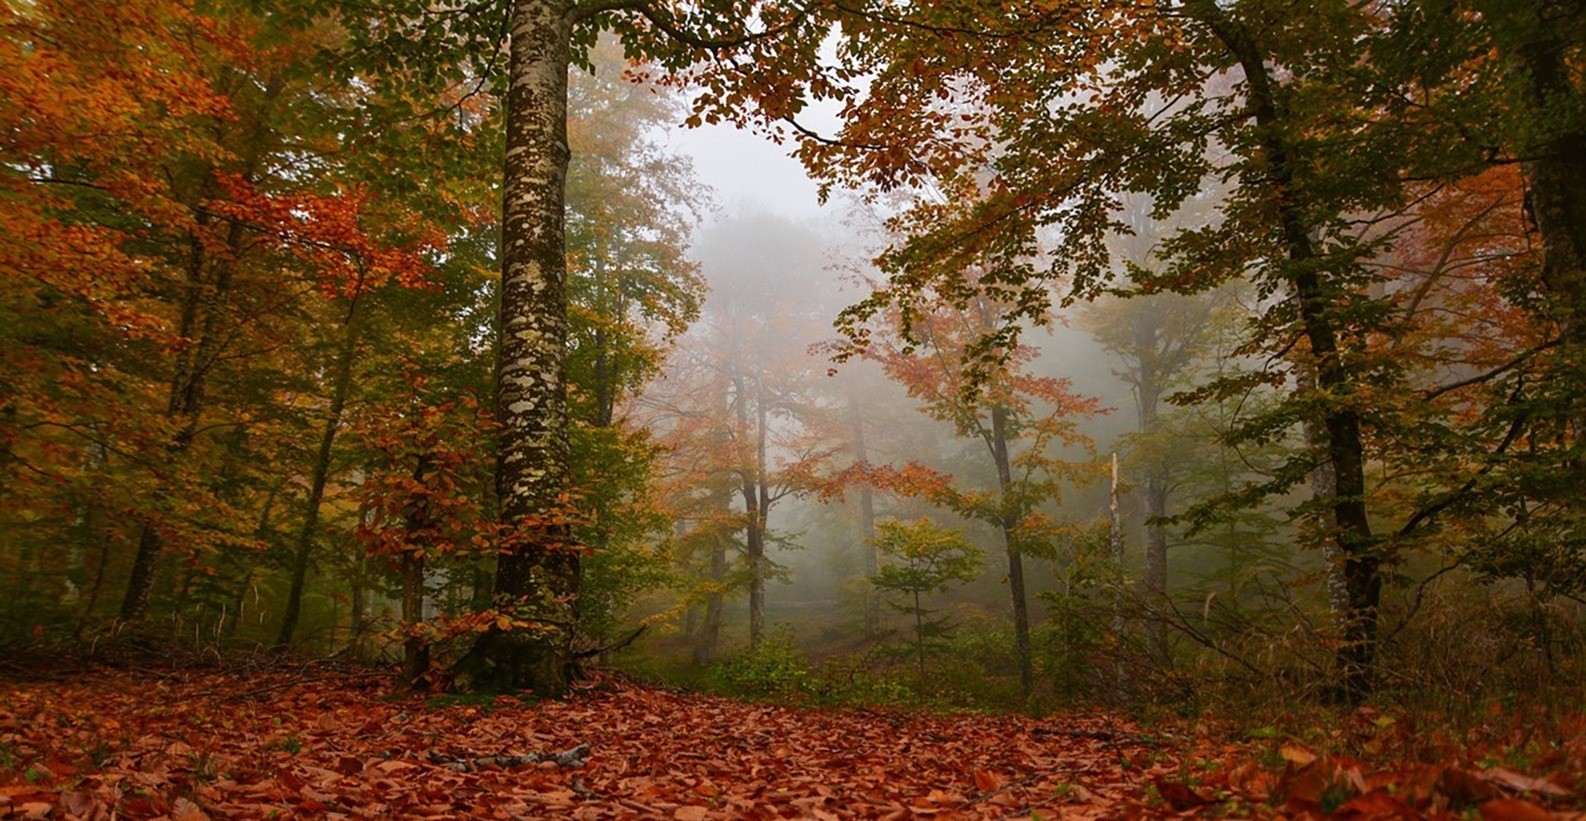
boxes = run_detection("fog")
[625,122,1287,685]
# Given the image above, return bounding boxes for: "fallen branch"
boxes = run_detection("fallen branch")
[428,743,592,772]
[570,775,601,800]
[571,625,648,660]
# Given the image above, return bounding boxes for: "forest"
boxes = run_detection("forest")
[2,0,1586,818]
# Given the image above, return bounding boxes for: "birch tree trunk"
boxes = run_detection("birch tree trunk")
[458,0,578,695]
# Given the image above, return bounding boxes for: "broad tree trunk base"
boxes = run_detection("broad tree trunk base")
[453,629,570,697]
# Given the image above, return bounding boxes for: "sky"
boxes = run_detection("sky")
[664,113,835,224]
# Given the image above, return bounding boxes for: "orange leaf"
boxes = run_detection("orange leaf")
[972,769,1004,792]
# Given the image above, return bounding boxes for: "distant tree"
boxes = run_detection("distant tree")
[646,215,832,649]
[839,283,1102,700]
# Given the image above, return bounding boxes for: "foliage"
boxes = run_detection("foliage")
[868,518,983,684]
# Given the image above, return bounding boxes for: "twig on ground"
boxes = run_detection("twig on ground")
[428,743,592,772]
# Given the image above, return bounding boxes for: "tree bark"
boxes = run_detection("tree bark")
[1298,369,1350,617]
[458,0,579,696]
[276,300,363,648]
[401,552,429,686]
[989,404,1034,700]
[1201,8,1381,701]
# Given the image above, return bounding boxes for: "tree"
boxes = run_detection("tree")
[1083,285,1230,601]
[643,214,832,650]
[842,282,1101,700]
[356,378,499,685]
[356,0,827,695]
[868,518,982,687]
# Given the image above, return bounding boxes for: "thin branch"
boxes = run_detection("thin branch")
[1421,339,1558,401]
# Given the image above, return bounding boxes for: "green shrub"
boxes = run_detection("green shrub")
[704,629,917,707]
[703,630,812,699]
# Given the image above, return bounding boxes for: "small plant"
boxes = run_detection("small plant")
[1319,776,1354,815]
[867,518,983,688]
[84,742,115,769]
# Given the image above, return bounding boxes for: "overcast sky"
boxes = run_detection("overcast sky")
[663,112,838,224]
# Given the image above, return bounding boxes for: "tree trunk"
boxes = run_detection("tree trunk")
[848,393,881,639]
[1509,18,1586,468]
[1299,369,1350,616]
[913,589,926,687]
[401,552,429,686]
[276,301,363,648]
[348,553,367,658]
[989,404,1033,700]
[1130,310,1169,606]
[694,539,726,665]
[458,0,578,696]
[120,219,242,622]
[1202,9,1381,701]
[733,371,768,648]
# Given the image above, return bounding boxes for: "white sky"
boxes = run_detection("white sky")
[663,100,849,225]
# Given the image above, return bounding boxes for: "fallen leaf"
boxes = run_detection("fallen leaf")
[1281,743,1317,767]
[972,769,1004,792]
[1484,768,1571,798]
[1154,778,1214,810]
[1479,798,1557,821]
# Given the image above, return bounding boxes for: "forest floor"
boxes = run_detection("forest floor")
[0,663,1582,820]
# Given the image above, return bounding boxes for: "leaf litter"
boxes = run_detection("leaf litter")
[0,666,1581,819]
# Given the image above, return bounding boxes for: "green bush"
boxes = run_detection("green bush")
[703,629,916,707]
[703,630,813,699]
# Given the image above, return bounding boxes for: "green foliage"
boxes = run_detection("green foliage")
[869,519,983,600]
[868,518,983,684]
[1038,525,1117,702]
[703,631,813,700]
[702,630,914,707]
